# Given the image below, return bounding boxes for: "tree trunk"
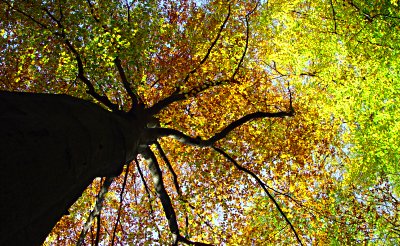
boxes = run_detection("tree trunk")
[0,91,141,245]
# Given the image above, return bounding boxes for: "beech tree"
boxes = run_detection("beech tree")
[0,1,297,245]
[1,0,399,245]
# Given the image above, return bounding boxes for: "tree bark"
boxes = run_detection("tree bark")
[0,91,142,245]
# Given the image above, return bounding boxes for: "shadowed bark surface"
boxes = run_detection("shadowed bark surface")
[0,91,142,245]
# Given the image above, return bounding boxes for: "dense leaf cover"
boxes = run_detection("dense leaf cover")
[1,0,399,245]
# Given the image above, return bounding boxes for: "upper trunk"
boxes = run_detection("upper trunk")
[0,91,142,245]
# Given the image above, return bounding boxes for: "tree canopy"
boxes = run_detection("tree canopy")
[1,0,399,245]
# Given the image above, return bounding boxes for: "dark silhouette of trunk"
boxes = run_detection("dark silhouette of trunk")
[0,91,142,245]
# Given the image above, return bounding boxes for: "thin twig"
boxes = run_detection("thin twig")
[4,1,49,29]
[212,146,304,246]
[231,0,259,79]
[182,4,231,82]
[94,213,101,246]
[155,140,181,195]
[329,0,337,34]
[134,158,154,207]
[134,158,161,237]
[111,163,131,245]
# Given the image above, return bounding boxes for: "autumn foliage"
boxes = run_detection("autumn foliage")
[1,0,400,245]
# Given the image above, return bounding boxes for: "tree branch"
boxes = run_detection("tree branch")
[10,2,135,112]
[41,6,119,111]
[231,0,259,79]
[77,176,114,246]
[183,4,231,81]
[146,4,232,115]
[206,110,294,144]
[212,146,304,246]
[140,146,180,244]
[3,1,49,29]
[94,213,101,246]
[178,235,214,246]
[147,109,294,146]
[64,39,119,111]
[231,17,248,79]
[114,56,139,109]
[85,0,140,110]
[134,158,163,239]
[155,140,182,196]
[86,0,108,28]
[154,141,216,237]
[134,158,155,210]
[329,0,337,34]
[140,146,214,245]
[111,162,131,246]
[146,78,236,115]
[146,127,205,147]
[345,0,374,22]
